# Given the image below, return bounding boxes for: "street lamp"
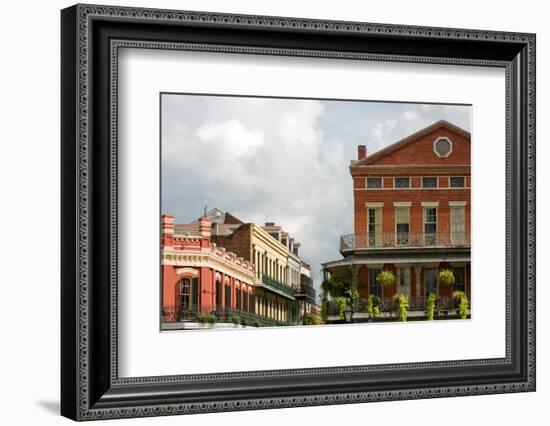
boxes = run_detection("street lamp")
[344,304,354,323]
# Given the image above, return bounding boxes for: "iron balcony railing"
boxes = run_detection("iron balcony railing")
[327,296,464,316]
[161,304,294,327]
[340,232,470,251]
[261,273,295,298]
[294,282,316,300]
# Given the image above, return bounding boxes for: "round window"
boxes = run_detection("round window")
[433,137,452,157]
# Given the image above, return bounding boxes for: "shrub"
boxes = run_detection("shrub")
[426,292,437,320]
[334,296,348,319]
[453,291,469,319]
[197,314,216,324]
[376,270,396,287]
[231,314,241,325]
[303,313,321,325]
[254,320,261,327]
[393,293,409,322]
[438,269,455,286]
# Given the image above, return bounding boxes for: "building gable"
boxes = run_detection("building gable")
[352,120,470,168]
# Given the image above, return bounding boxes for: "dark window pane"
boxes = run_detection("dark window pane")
[367,177,382,188]
[435,138,452,157]
[422,177,437,188]
[450,176,465,188]
[395,177,410,188]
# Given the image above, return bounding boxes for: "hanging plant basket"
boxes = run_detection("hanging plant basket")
[438,269,455,286]
[376,270,396,287]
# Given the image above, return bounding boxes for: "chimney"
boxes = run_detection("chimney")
[161,214,174,236]
[358,145,367,160]
[198,216,212,249]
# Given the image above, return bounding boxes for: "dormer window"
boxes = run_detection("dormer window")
[433,136,453,158]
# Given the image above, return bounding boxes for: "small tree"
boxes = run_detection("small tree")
[438,269,455,286]
[393,293,409,322]
[426,292,437,320]
[376,270,396,287]
[303,313,321,325]
[453,291,469,319]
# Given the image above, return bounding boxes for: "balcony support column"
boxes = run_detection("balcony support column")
[413,265,422,298]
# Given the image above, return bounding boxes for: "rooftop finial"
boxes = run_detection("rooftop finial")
[203,205,208,218]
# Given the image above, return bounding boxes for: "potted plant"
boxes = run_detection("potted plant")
[438,269,455,286]
[426,292,437,320]
[197,313,217,328]
[365,295,381,320]
[231,314,241,327]
[452,291,469,319]
[393,293,409,322]
[334,296,347,319]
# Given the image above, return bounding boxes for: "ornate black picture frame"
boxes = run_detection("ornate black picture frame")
[61,4,536,421]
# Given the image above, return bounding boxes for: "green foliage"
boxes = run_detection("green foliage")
[438,269,455,286]
[231,314,241,325]
[350,289,360,304]
[254,320,261,327]
[376,270,396,287]
[320,299,328,323]
[321,269,351,299]
[197,314,216,324]
[365,295,381,319]
[334,296,348,319]
[453,291,469,319]
[393,293,409,322]
[426,292,437,320]
[303,313,321,325]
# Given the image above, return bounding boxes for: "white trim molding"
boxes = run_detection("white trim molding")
[433,136,453,158]
[365,202,384,207]
[393,201,412,207]
[421,201,440,207]
[449,201,468,207]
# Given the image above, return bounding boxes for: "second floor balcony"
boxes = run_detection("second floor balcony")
[261,273,295,299]
[340,231,470,251]
[294,277,316,301]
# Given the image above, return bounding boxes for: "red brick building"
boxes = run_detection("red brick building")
[160,214,256,328]
[323,120,471,318]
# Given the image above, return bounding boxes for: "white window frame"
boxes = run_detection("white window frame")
[422,176,439,189]
[433,136,453,158]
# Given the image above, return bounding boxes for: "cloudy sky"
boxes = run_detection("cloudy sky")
[161,94,471,294]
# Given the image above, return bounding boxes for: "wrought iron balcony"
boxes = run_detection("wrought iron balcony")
[261,273,295,298]
[327,296,460,316]
[294,281,316,300]
[161,304,294,326]
[340,232,470,251]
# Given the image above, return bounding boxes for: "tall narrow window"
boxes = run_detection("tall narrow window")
[453,267,466,293]
[368,268,383,298]
[367,207,382,246]
[216,281,222,307]
[180,278,191,310]
[396,267,411,296]
[424,207,437,245]
[450,206,466,244]
[224,284,231,308]
[395,207,410,245]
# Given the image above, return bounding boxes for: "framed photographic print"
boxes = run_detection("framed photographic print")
[61,4,536,421]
